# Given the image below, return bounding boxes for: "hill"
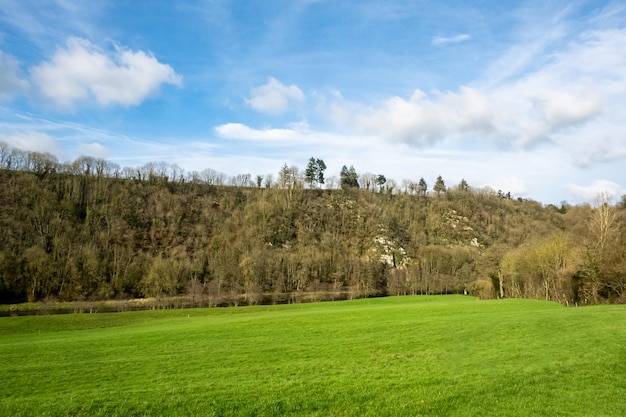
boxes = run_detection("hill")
[0,149,625,305]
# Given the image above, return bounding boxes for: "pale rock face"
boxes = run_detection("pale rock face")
[373,234,409,268]
[443,209,483,248]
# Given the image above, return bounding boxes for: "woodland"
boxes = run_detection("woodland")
[1,142,625,306]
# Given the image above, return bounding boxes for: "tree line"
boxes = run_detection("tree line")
[0,142,625,306]
[0,142,449,194]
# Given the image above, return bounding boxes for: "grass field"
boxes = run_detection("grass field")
[1,295,625,416]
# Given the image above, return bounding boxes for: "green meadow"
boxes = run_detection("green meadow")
[1,296,625,416]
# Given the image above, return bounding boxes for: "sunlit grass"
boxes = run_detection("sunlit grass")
[1,295,625,416]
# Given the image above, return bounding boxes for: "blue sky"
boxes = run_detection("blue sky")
[1,0,625,204]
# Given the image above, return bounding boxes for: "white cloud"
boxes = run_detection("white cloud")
[79,142,110,158]
[214,122,383,154]
[215,123,301,142]
[245,77,305,114]
[330,86,493,147]
[571,127,626,167]
[328,27,625,159]
[566,180,625,203]
[431,34,470,46]
[30,38,182,110]
[2,131,60,154]
[0,51,29,100]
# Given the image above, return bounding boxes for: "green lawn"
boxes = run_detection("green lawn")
[1,295,625,416]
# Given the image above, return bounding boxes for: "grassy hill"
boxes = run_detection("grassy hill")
[1,295,625,416]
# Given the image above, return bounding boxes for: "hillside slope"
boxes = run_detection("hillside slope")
[0,169,624,305]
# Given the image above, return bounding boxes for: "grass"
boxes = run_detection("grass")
[1,295,625,416]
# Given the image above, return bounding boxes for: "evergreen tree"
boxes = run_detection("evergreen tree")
[278,163,300,189]
[376,174,386,192]
[304,158,316,187]
[417,177,428,196]
[340,165,359,189]
[304,158,327,188]
[433,175,446,195]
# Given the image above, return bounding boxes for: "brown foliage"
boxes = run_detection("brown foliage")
[0,146,624,305]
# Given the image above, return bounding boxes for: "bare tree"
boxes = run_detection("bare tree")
[588,192,617,251]
[0,141,12,169]
[169,164,185,182]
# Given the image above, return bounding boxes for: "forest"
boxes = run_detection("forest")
[1,142,625,306]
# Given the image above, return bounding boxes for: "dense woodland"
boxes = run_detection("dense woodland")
[1,142,625,306]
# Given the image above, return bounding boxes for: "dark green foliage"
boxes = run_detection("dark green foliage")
[304,157,326,188]
[340,165,359,189]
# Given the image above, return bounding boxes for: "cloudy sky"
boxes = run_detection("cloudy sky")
[1,0,625,204]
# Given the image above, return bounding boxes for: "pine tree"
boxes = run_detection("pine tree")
[340,165,359,189]
[304,158,327,188]
[433,175,446,195]
[417,177,428,196]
